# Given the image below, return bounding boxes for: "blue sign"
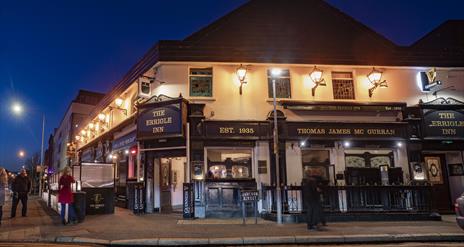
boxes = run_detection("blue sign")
[137,99,185,139]
[112,131,137,151]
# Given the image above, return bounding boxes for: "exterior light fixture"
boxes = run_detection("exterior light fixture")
[115,98,124,107]
[75,135,81,141]
[11,102,23,115]
[310,66,326,96]
[300,141,306,147]
[236,64,248,95]
[113,98,128,116]
[88,123,95,129]
[367,68,388,98]
[271,68,282,77]
[98,113,106,121]
[80,130,86,135]
[124,149,129,155]
[343,141,351,148]
[396,142,403,148]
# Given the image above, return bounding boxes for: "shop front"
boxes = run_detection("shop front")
[411,97,464,212]
[137,97,188,213]
[190,119,271,218]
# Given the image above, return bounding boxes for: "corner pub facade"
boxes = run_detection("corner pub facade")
[74,0,464,220]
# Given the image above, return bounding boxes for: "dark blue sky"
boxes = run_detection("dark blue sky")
[1,0,463,170]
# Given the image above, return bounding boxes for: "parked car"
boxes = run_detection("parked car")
[456,193,464,229]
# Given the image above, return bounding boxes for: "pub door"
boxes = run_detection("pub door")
[159,158,172,213]
[424,154,453,212]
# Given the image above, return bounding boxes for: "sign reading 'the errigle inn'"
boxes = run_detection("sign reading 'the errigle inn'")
[287,122,407,140]
[137,99,186,140]
[423,110,464,140]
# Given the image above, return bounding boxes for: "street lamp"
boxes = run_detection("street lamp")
[11,102,46,196]
[270,68,283,224]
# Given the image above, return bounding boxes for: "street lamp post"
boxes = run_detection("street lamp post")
[270,68,283,224]
[11,102,46,195]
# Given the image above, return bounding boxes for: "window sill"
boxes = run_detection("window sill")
[188,97,216,102]
[266,98,290,102]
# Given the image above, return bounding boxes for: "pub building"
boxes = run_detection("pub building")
[73,0,464,220]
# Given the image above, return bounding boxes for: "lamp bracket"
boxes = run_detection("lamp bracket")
[311,79,326,97]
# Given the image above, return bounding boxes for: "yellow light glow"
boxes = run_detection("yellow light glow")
[310,67,323,83]
[236,65,247,81]
[18,150,25,158]
[115,98,124,107]
[271,68,282,77]
[95,122,100,131]
[88,123,94,129]
[367,68,382,84]
[98,113,106,121]
[75,135,81,141]
[80,130,86,135]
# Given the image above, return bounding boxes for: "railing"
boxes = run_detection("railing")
[262,184,432,214]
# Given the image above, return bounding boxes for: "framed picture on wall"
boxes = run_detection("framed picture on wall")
[425,156,443,184]
[449,163,464,176]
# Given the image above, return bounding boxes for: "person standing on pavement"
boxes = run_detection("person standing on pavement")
[302,176,323,231]
[0,167,8,225]
[58,166,77,225]
[11,168,31,218]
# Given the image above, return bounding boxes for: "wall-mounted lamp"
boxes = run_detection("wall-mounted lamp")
[310,66,326,96]
[98,113,106,122]
[236,64,248,95]
[113,98,128,116]
[367,68,388,98]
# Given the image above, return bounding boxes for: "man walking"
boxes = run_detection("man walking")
[11,169,31,218]
[302,176,323,231]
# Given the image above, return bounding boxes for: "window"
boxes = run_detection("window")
[206,149,252,179]
[301,150,330,180]
[267,69,291,98]
[332,71,355,99]
[189,68,213,97]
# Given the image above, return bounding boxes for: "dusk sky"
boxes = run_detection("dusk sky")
[1,0,464,171]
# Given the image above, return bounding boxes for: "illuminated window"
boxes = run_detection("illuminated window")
[206,149,252,179]
[332,72,355,100]
[267,69,291,98]
[189,68,213,97]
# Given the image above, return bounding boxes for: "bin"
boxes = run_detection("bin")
[73,191,87,222]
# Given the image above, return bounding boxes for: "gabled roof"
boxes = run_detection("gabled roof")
[411,20,464,52]
[158,0,399,65]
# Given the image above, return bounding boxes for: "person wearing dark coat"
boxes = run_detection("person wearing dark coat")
[302,176,323,230]
[11,169,31,218]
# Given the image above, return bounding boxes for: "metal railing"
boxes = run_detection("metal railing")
[262,184,432,214]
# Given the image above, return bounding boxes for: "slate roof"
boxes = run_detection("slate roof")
[77,0,464,141]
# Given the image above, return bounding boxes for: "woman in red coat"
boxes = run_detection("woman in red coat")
[58,166,77,225]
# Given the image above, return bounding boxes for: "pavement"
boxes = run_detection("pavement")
[0,196,463,246]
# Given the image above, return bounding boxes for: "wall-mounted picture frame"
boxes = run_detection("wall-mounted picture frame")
[425,156,443,184]
[410,162,426,181]
[449,163,464,176]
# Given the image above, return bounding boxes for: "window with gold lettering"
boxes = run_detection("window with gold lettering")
[206,148,252,179]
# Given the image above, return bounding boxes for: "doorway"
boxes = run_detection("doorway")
[156,157,186,213]
[423,154,453,212]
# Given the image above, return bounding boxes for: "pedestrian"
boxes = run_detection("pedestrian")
[0,167,8,225]
[58,166,77,225]
[302,176,323,231]
[11,168,31,218]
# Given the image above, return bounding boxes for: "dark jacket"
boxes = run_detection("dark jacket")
[12,175,31,194]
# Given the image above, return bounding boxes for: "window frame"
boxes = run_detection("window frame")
[331,71,356,100]
[189,67,214,97]
[267,68,292,99]
[204,147,254,180]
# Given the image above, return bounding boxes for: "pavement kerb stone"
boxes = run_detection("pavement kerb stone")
[111,238,160,246]
[54,236,75,243]
[344,234,394,243]
[208,237,244,245]
[408,233,442,241]
[295,234,345,244]
[72,237,110,245]
[158,238,209,246]
[242,236,296,245]
[438,233,464,241]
